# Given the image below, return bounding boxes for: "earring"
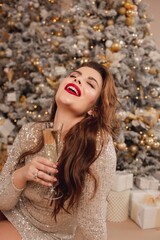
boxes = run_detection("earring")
[88,107,97,117]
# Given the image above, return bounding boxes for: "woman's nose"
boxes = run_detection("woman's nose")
[73,78,81,85]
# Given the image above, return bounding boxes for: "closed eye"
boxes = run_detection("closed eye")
[87,82,94,88]
[70,74,77,78]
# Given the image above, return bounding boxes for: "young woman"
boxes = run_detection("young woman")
[0,62,119,240]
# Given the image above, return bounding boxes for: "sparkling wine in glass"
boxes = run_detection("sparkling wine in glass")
[43,124,63,202]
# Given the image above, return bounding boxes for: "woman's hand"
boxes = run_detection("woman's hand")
[13,156,58,189]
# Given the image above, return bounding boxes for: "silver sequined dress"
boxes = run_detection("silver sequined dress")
[0,122,117,240]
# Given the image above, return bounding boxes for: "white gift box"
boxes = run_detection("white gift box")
[111,171,133,191]
[0,119,15,138]
[136,176,159,190]
[130,190,160,229]
[107,189,131,222]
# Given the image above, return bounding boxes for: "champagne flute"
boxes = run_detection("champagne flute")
[43,123,63,203]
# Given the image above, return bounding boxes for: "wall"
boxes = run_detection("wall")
[144,0,160,47]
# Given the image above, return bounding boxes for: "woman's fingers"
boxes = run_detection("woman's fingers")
[34,170,57,186]
[26,156,58,186]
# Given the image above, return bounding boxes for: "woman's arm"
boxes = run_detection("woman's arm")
[74,136,117,240]
[0,123,39,210]
[0,124,26,210]
[0,122,58,211]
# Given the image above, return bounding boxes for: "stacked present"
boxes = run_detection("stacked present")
[107,171,133,222]
[130,190,160,229]
[129,175,160,229]
[107,171,160,229]
[135,175,159,191]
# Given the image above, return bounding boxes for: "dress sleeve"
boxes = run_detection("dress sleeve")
[0,122,38,211]
[74,136,117,240]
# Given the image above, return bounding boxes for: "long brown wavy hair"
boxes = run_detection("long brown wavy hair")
[15,62,119,219]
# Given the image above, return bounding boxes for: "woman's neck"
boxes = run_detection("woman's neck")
[53,109,84,138]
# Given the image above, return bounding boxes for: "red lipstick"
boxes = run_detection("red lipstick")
[65,83,81,97]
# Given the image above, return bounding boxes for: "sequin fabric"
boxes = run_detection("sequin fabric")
[0,122,117,240]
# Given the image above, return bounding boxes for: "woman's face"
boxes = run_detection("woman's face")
[55,66,103,117]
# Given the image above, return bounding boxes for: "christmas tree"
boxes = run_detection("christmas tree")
[0,0,160,175]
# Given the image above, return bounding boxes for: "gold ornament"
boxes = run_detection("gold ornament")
[152,142,160,149]
[52,41,60,47]
[19,95,26,103]
[129,145,138,153]
[110,42,121,52]
[147,129,155,137]
[93,24,104,31]
[124,117,131,123]
[126,10,136,17]
[142,134,147,139]
[107,20,114,26]
[32,58,40,66]
[118,7,126,15]
[125,17,135,26]
[124,2,136,10]
[98,24,105,31]
[146,145,151,151]
[117,142,127,151]
[149,67,158,75]
[145,137,154,146]
[139,140,145,146]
